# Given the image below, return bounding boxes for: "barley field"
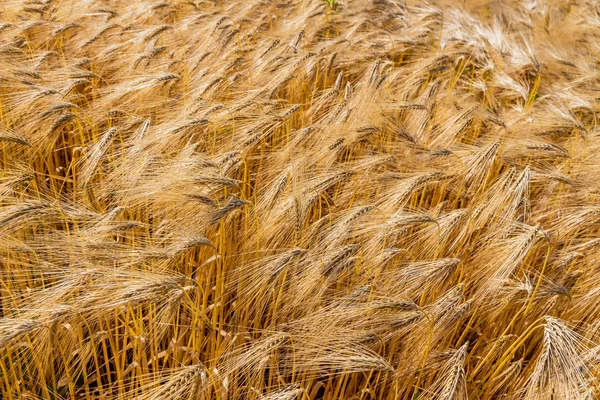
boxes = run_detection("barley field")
[0,0,599,398]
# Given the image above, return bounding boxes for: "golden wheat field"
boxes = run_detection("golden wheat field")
[0,0,599,398]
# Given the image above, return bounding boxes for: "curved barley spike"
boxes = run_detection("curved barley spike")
[0,134,31,147]
[420,343,469,400]
[260,385,303,400]
[211,198,250,224]
[78,127,118,187]
[521,317,594,400]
